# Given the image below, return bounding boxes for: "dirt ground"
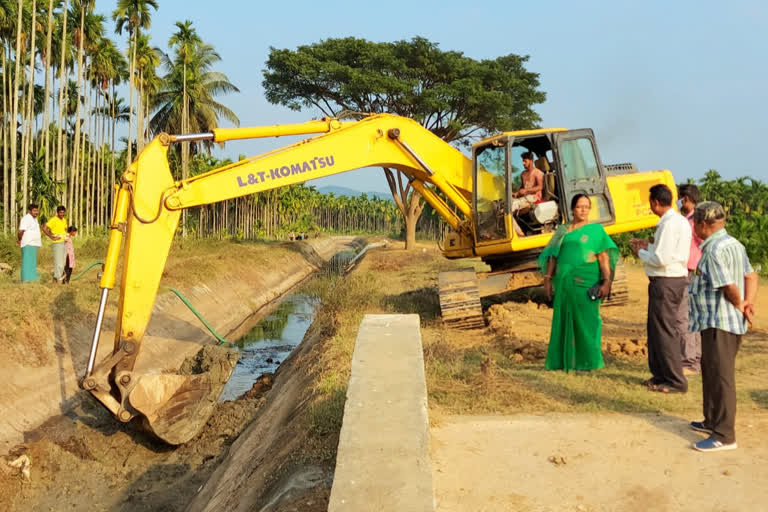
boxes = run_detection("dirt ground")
[430,264,768,512]
[431,413,768,512]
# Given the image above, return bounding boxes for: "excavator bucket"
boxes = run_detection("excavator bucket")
[115,348,238,445]
[129,373,219,445]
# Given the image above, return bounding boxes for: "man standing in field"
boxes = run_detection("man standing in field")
[688,201,757,452]
[630,184,691,394]
[42,205,67,283]
[678,184,703,375]
[17,204,42,282]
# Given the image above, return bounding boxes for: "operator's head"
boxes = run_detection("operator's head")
[677,184,700,215]
[692,201,726,240]
[56,205,66,218]
[649,184,673,216]
[521,151,534,170]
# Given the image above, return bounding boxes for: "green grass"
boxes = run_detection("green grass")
[423,318,768,418]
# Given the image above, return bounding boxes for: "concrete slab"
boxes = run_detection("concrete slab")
[328,314,434,512]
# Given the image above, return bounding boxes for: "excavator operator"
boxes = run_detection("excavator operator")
[510,151,545,236]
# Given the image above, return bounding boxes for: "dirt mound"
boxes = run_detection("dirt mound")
[486,296,650,361]
[486,301,551,361]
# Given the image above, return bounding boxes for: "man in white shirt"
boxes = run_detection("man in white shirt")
[630,184,692,393]
[17,204,42,282]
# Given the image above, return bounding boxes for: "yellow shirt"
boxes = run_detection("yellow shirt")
[46,216,68,243]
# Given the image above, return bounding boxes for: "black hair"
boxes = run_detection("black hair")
[67,225,78,233]
[649,184,673,206]
[570,193,591,210]
[56,205,66,213]
[28,203,39,211]
[521,151,534,161]
[678,184,700,204]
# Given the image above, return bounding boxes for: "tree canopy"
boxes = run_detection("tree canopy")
[263,36,546,145]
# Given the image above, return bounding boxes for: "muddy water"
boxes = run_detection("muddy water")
[219,249,358,402]
[220,294,320,401]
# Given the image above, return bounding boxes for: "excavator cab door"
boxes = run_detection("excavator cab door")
[552,129,616,225]
[472,138,512,243]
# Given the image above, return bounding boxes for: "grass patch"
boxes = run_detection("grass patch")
[0,236,308,365]
[423,323,768,418]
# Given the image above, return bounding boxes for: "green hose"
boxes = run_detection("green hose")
[71,261,104,281]
[166,287,228,345]
[69,260,227,345]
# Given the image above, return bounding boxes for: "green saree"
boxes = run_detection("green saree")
[538,223,618,371]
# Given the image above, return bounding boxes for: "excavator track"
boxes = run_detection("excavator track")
[603,260,629,307]
[438,269,485,329]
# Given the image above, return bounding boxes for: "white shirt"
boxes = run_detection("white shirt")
[18,213,42,247]
[638,208,691,277]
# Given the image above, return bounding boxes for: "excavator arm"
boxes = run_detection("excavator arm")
[81,113,480,444]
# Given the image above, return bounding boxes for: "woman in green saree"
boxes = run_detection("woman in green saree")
[539,194,619,371]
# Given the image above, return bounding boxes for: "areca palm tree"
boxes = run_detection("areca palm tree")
[151,37,238,237]
[112,0,158,167]
[67,0,100,226]
[168,19,200,184]
[39,0,60,181]
[10,0,23,230]
[133,31,159,153]
[150,42,240,147]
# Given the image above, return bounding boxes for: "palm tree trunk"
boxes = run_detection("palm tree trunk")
[10,0,24,228]
[126,28,137,166]
[2,49,9,234]
[110,83,116,215]
[181,64,188,237]
[22,0,39,210]
[42,0,54,178]
[97,89,104,226]
[136,68,144,154]
[69,5,86,213]
[56,5,69,194]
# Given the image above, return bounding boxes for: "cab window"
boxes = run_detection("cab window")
[560,138,600,181]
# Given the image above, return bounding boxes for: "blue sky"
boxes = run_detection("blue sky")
[99,0,768,194]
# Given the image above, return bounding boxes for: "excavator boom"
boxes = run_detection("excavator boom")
[82,114,482,444]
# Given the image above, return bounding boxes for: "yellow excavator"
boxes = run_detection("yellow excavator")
[81,113,675,444]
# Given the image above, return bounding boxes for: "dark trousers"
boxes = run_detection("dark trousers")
[679,271,701,371]
[63,255,73,284]
[647,277,688,392]
[701,328,741,443]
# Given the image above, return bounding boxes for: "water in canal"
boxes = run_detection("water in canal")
[219,294,319,401]
[219,249,359,402]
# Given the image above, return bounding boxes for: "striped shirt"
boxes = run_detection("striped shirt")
[689,228,753,335]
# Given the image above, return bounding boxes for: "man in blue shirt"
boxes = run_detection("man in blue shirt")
[688,201,758,452]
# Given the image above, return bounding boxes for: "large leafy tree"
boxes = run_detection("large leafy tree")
[263,36,545,249]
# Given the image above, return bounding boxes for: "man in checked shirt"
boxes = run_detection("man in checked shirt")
[687,201,758,452]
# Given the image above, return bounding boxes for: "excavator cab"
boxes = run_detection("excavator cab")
[472,128,617,246]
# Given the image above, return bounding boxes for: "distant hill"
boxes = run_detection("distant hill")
[316,185,392,200]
